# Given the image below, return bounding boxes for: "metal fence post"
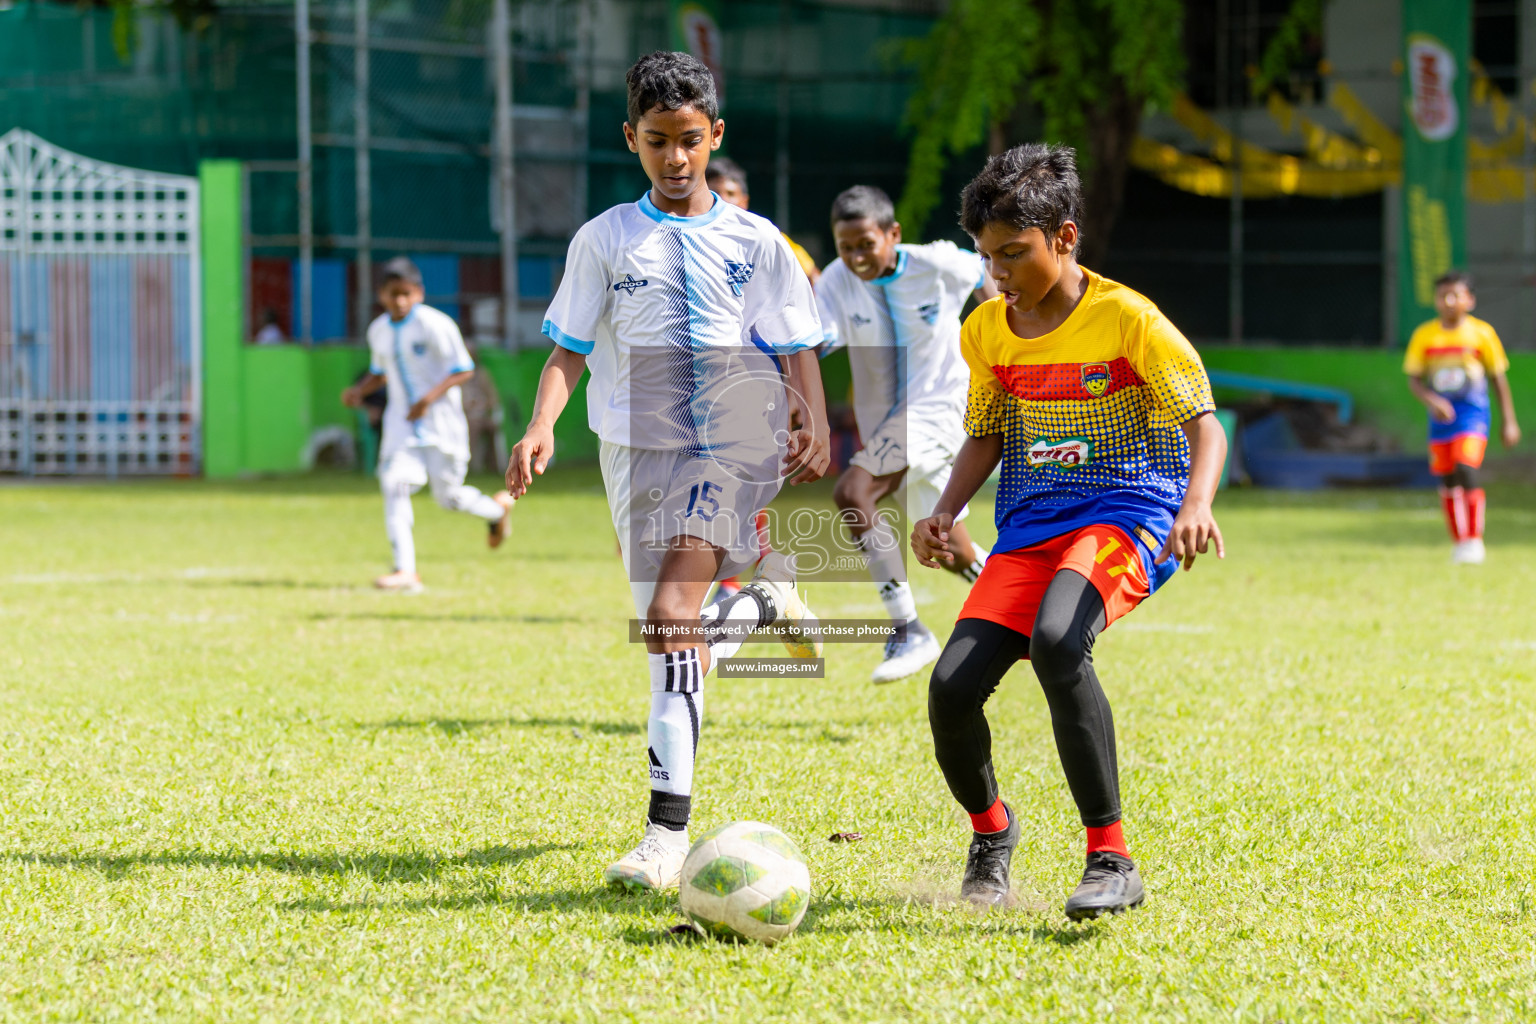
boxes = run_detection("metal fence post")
[296,0,314,344]
[354,0,372,339]
[493,0,519,350]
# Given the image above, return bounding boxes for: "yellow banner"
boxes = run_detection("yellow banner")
[1130,86,1536,203]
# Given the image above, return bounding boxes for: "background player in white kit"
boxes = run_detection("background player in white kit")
[505,52,830,892]
[343,257,513,592]
[817,187,996,683]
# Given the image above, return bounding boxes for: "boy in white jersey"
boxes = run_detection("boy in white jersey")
[817,186,995,683]
[505,52,831,891]
[343,257,513,591]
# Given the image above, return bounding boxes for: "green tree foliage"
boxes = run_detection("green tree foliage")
[1254,0,1326,97]
[896,0,1184,261]
[41,0,219,60]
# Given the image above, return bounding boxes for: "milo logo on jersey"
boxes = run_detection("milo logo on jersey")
[1026,437,1094,469]
[1081,362,1111,397]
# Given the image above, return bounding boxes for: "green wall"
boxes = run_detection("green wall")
[201,160,330,477]
[200,160,243,478]
[1199,346,1535,458]
[475,348,598,465]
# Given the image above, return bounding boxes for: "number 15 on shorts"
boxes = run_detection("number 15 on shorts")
[686,480,723,521]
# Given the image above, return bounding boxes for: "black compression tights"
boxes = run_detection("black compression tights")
[928,569,1122,828]
[1442,464,1479,489]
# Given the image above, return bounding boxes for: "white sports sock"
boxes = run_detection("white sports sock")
[437,483,505,522]
[856,519,906,586]
[382,479,416,575]
[858,520,920,629]
[877,580,921,630]
[647,649,703,804]
[461,487,507,522]
[701,589,773,669]
[961,541,988,583]
[422,447,506,522]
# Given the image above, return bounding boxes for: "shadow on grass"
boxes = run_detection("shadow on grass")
[1,842,573,883]
[1029,920,1106,946]
[613,893,1106,945]
[362,716,642,736]
[281,883,676,917]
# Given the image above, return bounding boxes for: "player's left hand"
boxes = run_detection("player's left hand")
[782,428,829,485]
[406,398,431,421]
[911,514,955,569]
[1157,502,1225,571]
[1503,419,1522,448]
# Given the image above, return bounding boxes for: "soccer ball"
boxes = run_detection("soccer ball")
[679,821,812,945]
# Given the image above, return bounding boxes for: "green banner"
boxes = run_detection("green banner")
[1398,0,1469,343]
[670,0,725,107]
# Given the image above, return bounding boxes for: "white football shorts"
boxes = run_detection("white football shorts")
[848,420,970,526]
[600,441,783,618]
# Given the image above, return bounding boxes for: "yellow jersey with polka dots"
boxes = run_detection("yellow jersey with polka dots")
[960,267,1214,594]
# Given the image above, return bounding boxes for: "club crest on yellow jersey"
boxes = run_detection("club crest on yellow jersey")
[1081,362,1110,397]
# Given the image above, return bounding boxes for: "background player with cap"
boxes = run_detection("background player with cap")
[343,257,513,591]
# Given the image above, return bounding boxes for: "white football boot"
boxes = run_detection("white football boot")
[603,820,689,891]
[741,551,823,658]
[870,626,942,684]
[373,570,424,593]
[1452,538,1486,565]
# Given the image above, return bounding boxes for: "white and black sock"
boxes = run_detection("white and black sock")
[700,587,774,667]
[877,580,925,637]
[856,519,906,586]
[857,519,928,638]
[646,648,703,831]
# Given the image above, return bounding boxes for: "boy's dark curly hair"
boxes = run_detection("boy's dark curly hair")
[959,143,1082,255]
[626,51,719,126]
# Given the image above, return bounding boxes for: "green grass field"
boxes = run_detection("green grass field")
[1,471,1533,1022]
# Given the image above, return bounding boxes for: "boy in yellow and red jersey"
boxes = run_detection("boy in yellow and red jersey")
[910,144,1228,920]
[1403,271,1521,565]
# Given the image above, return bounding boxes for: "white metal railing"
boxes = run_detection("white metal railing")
[0,401,198,476]
[0,129,200,476]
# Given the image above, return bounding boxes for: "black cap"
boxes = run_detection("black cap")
[379,256,422,288]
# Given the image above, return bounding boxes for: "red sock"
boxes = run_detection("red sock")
[1468,488,1486,539]
[1441,487,1469,541]
[1086,820,1129,857]
[969,797,1009,835]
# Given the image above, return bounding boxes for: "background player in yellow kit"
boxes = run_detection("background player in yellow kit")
[1403,271,1521,565]
[911,144,1227,919]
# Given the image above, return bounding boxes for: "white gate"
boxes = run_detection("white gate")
[0,129,200,476]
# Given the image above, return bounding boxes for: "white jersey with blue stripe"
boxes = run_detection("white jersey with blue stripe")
[816,241,982,446]
[366,304,475,462]
[543,192,822,453]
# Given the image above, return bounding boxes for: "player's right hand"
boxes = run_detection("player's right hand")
[1429,396,1456,423]
[911,513,955,569]
[507,425,556,498]
[340,386,363,409]
[782,428,830,485]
